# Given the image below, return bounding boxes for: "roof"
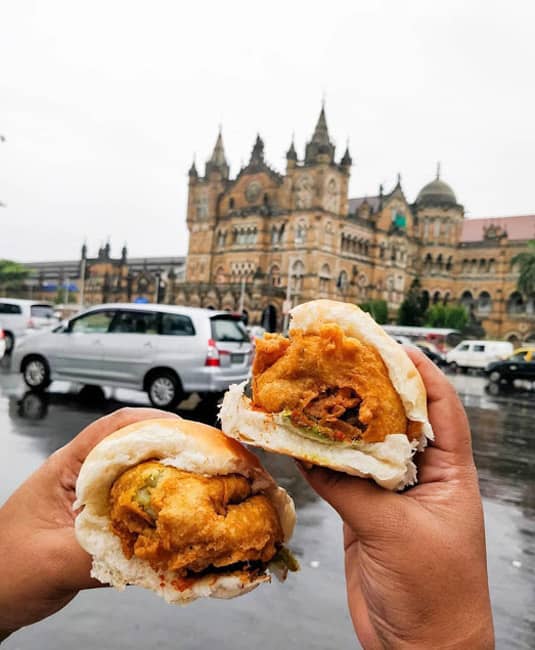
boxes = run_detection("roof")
[416,178,457,206]
[461,215,535,242]
[82,303,229,317]
[348,196,381,214]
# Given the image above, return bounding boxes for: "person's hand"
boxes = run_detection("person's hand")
[299,349,494,649]
[0,407,179,642]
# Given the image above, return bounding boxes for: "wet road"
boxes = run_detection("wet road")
[0,365,533,649]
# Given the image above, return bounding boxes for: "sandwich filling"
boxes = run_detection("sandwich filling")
[109,461,284,583]
[252,324,421,445]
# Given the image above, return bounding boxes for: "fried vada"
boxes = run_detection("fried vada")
[74,418,296,604]
[220,299,433,490]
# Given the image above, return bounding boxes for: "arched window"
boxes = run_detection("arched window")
[215,266,226,284]
[380,243,386,259]
[436,254,444,271]
[337,269,349,293]
[229,197,235,210]
[270,265,281,287]
[477,291,492,314]
[443,291,451,305]
[460,290,474,310]
[423,218,430,240]
[319,264,331,293]
[479,259,486,272]
[507,291,525,314]
[295,221,306,245]
[291,260,305,293]
[263,193,269,206]
[364,241,370,256]
[488,258,496,273]
[434,220,441,238]
[446,256,453,271]
[462,259,469,273]
[471,259,477,274]
[433,291,441,304]
[271,226,278,245]
[424,253,433,273]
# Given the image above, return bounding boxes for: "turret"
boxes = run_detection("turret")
[205,130,229,179]
[305,105,335,165]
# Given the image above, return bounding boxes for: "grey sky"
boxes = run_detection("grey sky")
[1,0,534,262]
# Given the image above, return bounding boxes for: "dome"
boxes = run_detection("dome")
[416,177,457,206]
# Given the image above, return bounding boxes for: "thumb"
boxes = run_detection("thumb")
[298,463,403,540]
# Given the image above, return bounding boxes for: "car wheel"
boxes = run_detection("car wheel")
[489,370,502,383]
[22,356,51,390]
[147,371,183,410]
[4,332,14,354]
[449,362,459,373]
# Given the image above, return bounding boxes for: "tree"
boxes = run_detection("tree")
[425,304,468,330]
[0,259,29,293]
[512,240,535,296]
[359,299,388,324]
[397,277,426,325]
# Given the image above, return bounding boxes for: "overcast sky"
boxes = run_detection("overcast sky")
[1,0,534,262]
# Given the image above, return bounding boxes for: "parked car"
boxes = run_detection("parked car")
[0,299,60,353]
[0,327,6,359]
[445,339,513,372]
[415,343,445,366]
[11,303,253,409]
[486,347,535,384]
[246,325,266,345]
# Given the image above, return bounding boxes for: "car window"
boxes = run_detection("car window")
[160,313,195,336]
[458,343,469,351]
[509,352,527,362]
[473,344,485,352]
[30,304,55,319]
[211,316,249,343]
[71,311,115,334]
[0,302,22,315]
[110,311,159,334]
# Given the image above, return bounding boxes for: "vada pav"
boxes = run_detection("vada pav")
[220,300,433,491]
[74,418,296,604]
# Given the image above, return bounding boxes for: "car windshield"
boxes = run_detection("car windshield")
[30,305,55,319]
[210,316,249,343]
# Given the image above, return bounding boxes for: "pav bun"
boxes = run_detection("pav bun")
[220,300,433,491]
[74,417,296,604]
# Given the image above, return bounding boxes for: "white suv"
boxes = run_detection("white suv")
[0,299,60,353]
[11,303,253,409]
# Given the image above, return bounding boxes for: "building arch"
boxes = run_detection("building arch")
[337,269,349,293]
[214,266,226,284]
[507,291,525,314]
[423,253,433,273]
[291,259,305,293]
[446,256,453,271]
[488,258,496,273]
[319,263,331,293]
[432,290,441,304]
[460,290,474,310]
[505,331,522,346]
[269,264,281,287]
[477,290,492,314]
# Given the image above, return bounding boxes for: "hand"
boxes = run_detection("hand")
[299,349,494,649]
[0,407,179,642]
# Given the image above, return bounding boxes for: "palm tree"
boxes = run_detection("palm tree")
[512,240,535,296]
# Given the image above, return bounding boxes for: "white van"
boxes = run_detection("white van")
[445,340,513,371]
[0,299,60,353]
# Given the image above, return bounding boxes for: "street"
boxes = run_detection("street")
[0,364,533,649]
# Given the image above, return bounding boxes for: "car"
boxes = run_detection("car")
[246,325,266,345]
[415,343,444,366]
[0,327,6,359]
[445,339,513,372]
[0,299,60,353]
[11,303,253,409]
[486,348,535,384]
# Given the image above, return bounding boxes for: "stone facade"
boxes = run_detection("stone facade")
[174,107,535,343]
[20,244,185,307]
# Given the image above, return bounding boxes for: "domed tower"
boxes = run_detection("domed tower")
[413,165,464,298]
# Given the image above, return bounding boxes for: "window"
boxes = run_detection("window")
[30,304,55,319]
[71,311,115,334]
[458,344,470,352]
[473,344,485,352]
[0,302,22,314]
[161,313,195,336]
[295,221,306,245]
[110,311,159,334]
[210,316,249,342]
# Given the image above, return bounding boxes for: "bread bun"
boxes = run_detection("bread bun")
[74,417,295,604]
[220,300,433,491]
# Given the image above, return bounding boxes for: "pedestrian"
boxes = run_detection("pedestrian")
[0,350,494,648]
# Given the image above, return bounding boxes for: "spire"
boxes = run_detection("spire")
[286,136,297,161]
[205,129,229,179]
[340,141,352,167]
[305,104,335,164]
[188,155,198,179]
[436,161,441,180]
[250,134,265,164]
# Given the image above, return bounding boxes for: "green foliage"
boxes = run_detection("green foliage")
[359,299,388,324]
[425,304,468,330]
[512,240,535,296]
[0,259,29,287]
[397,277,426,325]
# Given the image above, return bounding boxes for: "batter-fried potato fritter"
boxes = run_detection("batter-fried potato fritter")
[109,462,283,576]
[252,324,414,443]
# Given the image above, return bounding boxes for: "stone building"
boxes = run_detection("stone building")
[21,244,185,307]
[173,107,535,343]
